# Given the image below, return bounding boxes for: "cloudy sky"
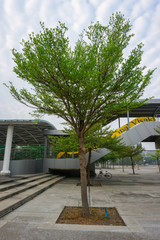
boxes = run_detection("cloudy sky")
[0,0,160,137]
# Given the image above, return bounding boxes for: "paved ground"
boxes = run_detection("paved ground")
[0,166,160,240]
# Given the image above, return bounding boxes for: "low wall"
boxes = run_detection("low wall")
[43,158,95,176]
[0,159,43,175]
[43,158,80,173]
[0,157,95,175]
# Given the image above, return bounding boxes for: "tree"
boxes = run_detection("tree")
[51,128,79,158]
[100,134,128,169]
[6,12,155,216]
[102,151,119,169]
[121,145,144,174]
[148,150,160,173]
[51,123,122,185]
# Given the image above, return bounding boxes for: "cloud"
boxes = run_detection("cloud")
[71,0,94,33]
[96,0,120,23]
[89,0,104,8]
[3,0,26,32]
[131,0,156,18]
[25,0,40,14]
[132,15,149,37]
[1,0,160,130]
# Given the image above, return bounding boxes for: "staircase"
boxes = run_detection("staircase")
[0,173,65,218]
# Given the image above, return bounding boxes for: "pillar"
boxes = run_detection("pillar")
[0,125,14,175]
[44,136,48,160]
[43,136,48,172]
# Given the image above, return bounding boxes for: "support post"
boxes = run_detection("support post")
[0,125,14,175]
[43,136,48,172]
[44,136,47,160]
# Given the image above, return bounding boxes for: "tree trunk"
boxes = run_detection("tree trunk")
[122,158,124,172]
[131,156,135,174]
[78,133,90,217]
[87,148,92,186]
[156,158,160,173]
[107,160,109,169]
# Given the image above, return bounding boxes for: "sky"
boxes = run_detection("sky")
[0,0,160,149]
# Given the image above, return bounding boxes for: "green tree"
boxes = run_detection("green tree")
[51,128,79,158]
[101,140,132,172]
[121,145,144,174]
[148,150,160,173]
[102,151,119,169]
[6,12,155,216]
[51,123,121,185]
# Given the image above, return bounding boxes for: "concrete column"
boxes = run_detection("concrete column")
[44,136,47,160]
[43,136,48,172]
[0,125,14,175]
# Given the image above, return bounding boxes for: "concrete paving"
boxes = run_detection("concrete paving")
[0,174,65,218]
[0,166,160,240]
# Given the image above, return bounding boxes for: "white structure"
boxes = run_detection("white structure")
[1,99,160,175]
[0,125,14,175]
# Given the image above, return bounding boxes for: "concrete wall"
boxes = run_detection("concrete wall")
[0,158,80,175]
[0,158,81,175]
[0,159,43,175]
[43,158,80,173]
[0,148,109,175]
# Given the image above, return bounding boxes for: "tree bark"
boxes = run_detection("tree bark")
[156,158,160,173]
[131,156,135,174]
[113,161,115,169]
[122,158,124,172]
[87,148,92,186]
[78,133,90,216]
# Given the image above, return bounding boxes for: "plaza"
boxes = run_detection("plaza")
[0,166,160,240]
[0,101,160,239]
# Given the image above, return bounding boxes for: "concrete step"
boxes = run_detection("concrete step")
[0,173,53,192]
[0,175,59,201]
[13,173,45,179]
[0,176,65,218]
[0,176,22,185]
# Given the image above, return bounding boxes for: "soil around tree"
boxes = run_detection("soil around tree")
[56,206,126,226]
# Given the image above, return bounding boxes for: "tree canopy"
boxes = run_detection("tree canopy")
[7,12,154,134]
[148,149,160,172]
[6,12,155,216]
[120,145,144,174]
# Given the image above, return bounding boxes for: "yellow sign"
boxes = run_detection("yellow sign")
[57,151,79,159]
[57,117,155,158]
[111,116,155,138]
[57,148,96,159]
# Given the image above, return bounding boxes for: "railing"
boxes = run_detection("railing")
[0,147,44,160]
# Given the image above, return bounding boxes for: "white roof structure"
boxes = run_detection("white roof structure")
[0,119,65,146]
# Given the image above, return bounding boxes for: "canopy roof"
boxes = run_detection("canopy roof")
[119,99,160,118]
[0,120,57,146]
[107,99,160,123]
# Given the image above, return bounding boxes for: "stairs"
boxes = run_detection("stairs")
[0,173,65,218]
